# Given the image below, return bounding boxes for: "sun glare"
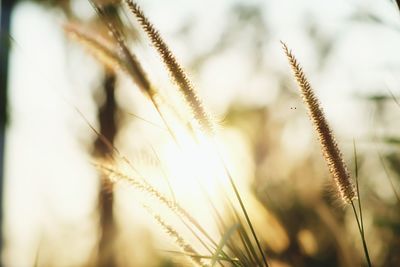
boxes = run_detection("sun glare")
[5,0,400,266]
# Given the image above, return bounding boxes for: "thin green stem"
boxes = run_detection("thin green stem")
[220,161,269,267]
[353,141,364,233]
[350,201,372,267]
[352,141,372,267]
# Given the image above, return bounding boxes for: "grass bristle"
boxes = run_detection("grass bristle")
[281,41,356,204]
[124,0,213,134]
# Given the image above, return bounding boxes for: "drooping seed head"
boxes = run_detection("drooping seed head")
[124,0,213,134]
[282,41,356,204]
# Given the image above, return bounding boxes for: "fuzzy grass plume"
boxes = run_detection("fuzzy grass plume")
[124,0,213,134]
[144,206,208,267]
[281,41,356,204]
[64,23,122,71]
[88,1,154,97]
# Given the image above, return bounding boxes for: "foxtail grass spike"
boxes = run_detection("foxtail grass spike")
[124,0,213,133]
[144,206,208,267]
[281,41,356,204]
[89,1,154,96]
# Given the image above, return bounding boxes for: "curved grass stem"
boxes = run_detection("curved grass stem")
[351,142,372,267]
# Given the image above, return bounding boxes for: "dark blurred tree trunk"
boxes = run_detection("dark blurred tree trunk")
[92,4,123,266]
[93,71,118,267]
[0,1,15,266]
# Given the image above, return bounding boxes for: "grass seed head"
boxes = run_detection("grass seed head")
[281,41,356,204]
[124,0,213,134]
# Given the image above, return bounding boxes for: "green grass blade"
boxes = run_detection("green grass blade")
[211,223,240,267]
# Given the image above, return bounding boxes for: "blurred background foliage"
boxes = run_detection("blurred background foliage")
[2,0,400,266]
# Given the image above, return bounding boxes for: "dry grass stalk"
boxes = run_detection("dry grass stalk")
[96,163,176,209]
[124,0,213,133]
[88,1,156,97]
[94,162,210,265]
[95,163,219,248]
[65,19,156,99]
[281,42,356,204]
[144,206,208,267]
[64,23,122,71]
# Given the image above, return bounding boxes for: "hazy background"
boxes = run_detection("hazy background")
[3,0,400,266]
